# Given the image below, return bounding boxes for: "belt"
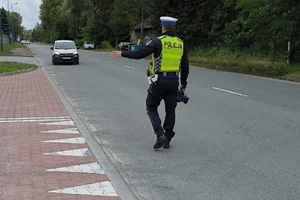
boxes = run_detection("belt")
[157,72,179,77]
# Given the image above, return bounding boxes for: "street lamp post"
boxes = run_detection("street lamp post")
[0,9,3,51]
[10,3,17,43]
[140,0,144,47]
[11,3,17,12]
[7,0,17,44]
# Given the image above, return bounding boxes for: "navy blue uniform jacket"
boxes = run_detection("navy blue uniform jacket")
[121,31,189,86]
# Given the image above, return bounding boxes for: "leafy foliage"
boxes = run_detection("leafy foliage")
[33,0,300,63]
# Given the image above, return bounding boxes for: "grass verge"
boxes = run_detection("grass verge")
[0,44,35,74]
[0,43,26,56]
[189,48,300,82]
[0,62,35,73]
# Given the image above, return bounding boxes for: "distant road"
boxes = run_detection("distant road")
[28,43,300,200]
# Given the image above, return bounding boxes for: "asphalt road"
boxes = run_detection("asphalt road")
[28,43,300,200]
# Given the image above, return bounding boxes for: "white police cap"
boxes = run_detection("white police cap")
[160,16,178,26]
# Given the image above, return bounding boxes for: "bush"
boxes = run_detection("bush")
[189,47,291,78]
[75,39,83,47]
[100,40,113,49]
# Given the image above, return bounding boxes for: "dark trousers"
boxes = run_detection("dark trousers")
[146,77,179,141]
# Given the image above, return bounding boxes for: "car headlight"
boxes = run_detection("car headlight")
[73,51,78,55]
[54,51,60,55]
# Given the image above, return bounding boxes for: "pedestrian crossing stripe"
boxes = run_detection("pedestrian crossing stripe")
[41,128,80,134]
[0,116,71,123]
[46,162,105,174]
[48,181,118,196]
[39,120,75,125]
[43,137,86,144]
[44,148,93,156]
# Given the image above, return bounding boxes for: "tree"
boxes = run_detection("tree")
[109,0,140,43]
[235,0,300,62]
[9,11,24,42]
[39,0,63,42]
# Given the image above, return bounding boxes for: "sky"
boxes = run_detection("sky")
[0,0,41,30]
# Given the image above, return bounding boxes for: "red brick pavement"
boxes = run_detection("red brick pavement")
[0,68,121,200]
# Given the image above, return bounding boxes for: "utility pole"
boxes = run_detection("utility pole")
[140,0,144,47]
[7,0,16,44]
[0,8,3,51]
[11,3,17,43]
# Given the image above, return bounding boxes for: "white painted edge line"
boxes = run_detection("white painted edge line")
[212,87,248,97]
[124,65,135,70]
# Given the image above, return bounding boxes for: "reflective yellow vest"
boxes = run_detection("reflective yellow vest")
[149,35,184,75]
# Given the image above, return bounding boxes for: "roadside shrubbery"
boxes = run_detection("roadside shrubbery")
[189,48,299,79]
[0,43,26,56]
[100,40,113,49]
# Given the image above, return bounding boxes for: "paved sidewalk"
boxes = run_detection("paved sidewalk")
[0,59,123,199]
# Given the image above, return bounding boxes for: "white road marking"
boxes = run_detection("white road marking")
[124,65,135,70]
[39,120,75,125]
[43,137,85,144]
[92,57,97,60]
[46,162,105,174]
[41,128,80,134]
[0,116,71,123]
[212,87,248,97]
[106,61,112,64]
[48,181,118,196]
[44,148,93,156]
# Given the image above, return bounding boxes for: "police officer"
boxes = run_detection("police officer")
[111,16,189,149]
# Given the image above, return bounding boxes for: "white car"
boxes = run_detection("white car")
[83,41,95,49]
[50,40,79,65]
[21,40,30,44]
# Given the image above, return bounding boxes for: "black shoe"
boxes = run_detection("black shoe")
[153,135,167,149]
[163,141,170,149]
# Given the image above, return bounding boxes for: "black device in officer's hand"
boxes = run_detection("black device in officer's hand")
[176,91,189,104]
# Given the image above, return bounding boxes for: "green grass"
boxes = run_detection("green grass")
[189,48,300,81]
[0,44,35,74]
[0,43,26,56]
[0,62,35,73]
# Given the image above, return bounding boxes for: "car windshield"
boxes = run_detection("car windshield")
[55,42,76,49]
[85,41,93,44]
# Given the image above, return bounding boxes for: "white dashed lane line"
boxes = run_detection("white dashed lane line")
[212,87,248,97]
[124,65,135,70]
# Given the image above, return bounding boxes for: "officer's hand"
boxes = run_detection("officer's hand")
[179,85,187,93]
[111,51,122,57]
